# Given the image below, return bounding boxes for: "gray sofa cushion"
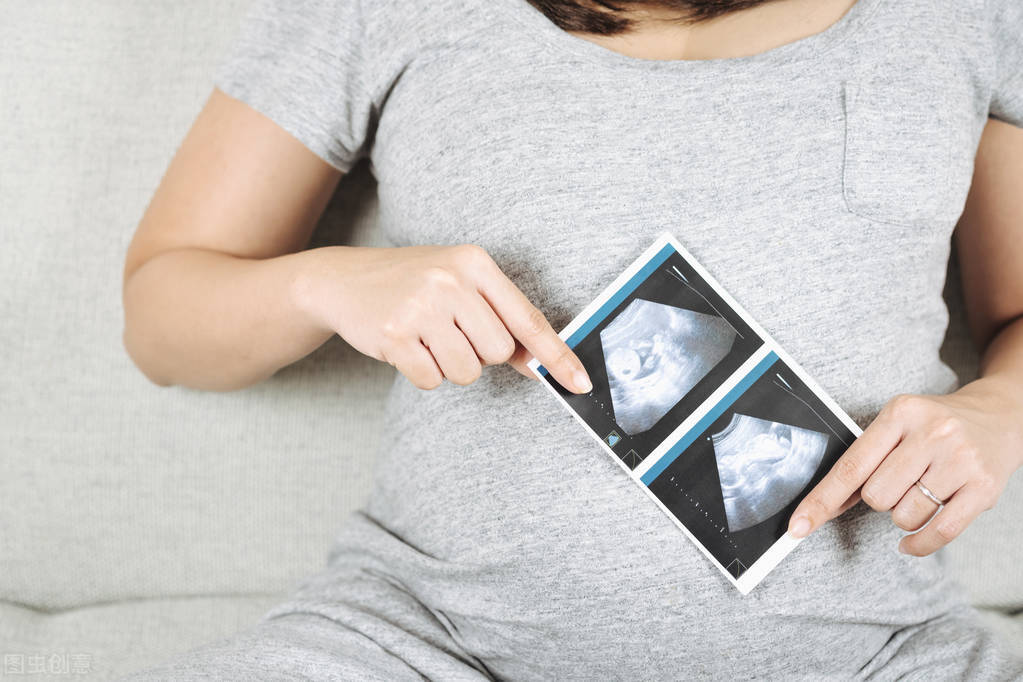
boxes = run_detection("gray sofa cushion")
[0,596,280,679]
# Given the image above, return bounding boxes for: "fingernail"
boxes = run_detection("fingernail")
[789,516,811,538]
[898,542,909,554]
[573,370,592,393]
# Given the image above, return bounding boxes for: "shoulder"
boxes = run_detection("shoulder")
[854,0,1012,95]
[358,0,512,88]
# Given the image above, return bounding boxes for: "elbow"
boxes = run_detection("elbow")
[119,250,276,393]
[121,267,176,388]
[121,319,175,388]
[121,316,268,393]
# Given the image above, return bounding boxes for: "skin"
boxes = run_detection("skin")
[123,0,1023,556]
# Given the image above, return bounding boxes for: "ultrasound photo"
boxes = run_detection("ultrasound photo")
[601,299,736,435]
[646,356,856,581]
[712,413,829,533]
[534,243,763,470]
[528,232,862,593]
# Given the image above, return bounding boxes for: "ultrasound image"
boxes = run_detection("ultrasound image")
[599,298,736,435]
[711,413,829,533]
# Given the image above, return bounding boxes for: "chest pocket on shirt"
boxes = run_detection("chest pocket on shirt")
[841,78,960,228]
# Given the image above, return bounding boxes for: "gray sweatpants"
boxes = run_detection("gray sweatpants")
[124,542,1022,681]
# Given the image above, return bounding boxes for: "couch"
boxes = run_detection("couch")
[1,1,1020,679]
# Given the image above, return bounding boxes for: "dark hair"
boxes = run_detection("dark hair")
[525,0,775,35]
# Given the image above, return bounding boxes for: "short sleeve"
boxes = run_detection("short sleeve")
[987,0,1023,127]
[214,0,378,172]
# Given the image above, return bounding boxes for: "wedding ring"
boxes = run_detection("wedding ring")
[914,480,947,507]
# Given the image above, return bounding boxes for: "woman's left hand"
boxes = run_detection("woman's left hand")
[787,376,1023,555]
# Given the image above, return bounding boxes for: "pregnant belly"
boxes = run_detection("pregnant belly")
[358,373,963,678]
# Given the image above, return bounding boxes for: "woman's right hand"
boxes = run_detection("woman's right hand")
[291,243,593,394]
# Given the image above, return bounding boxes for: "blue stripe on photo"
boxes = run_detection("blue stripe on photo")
[537,242,676,378]
[639,350,779,486]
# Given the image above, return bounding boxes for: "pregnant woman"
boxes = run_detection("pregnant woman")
[122,0,1023,678]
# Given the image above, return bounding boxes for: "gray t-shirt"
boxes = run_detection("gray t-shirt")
[214,0,1023,678]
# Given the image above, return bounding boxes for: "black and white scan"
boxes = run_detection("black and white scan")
[538,248,763,470]
[711,413,829,533]
[531,233,862,590]
[646,356,857,581]
[600,298,736,435]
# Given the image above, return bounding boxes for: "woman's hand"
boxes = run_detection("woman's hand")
[787,376,1023,555]
[291,243,593,394]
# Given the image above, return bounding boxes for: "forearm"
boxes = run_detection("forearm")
[122,247,333,391]
[956,315,1023,430]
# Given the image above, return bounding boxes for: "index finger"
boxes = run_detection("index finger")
[788,413,904,538]
[476,265,591,394]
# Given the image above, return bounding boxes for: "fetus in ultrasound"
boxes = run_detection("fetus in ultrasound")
[600,298,736,435]
[711,413,829,533]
